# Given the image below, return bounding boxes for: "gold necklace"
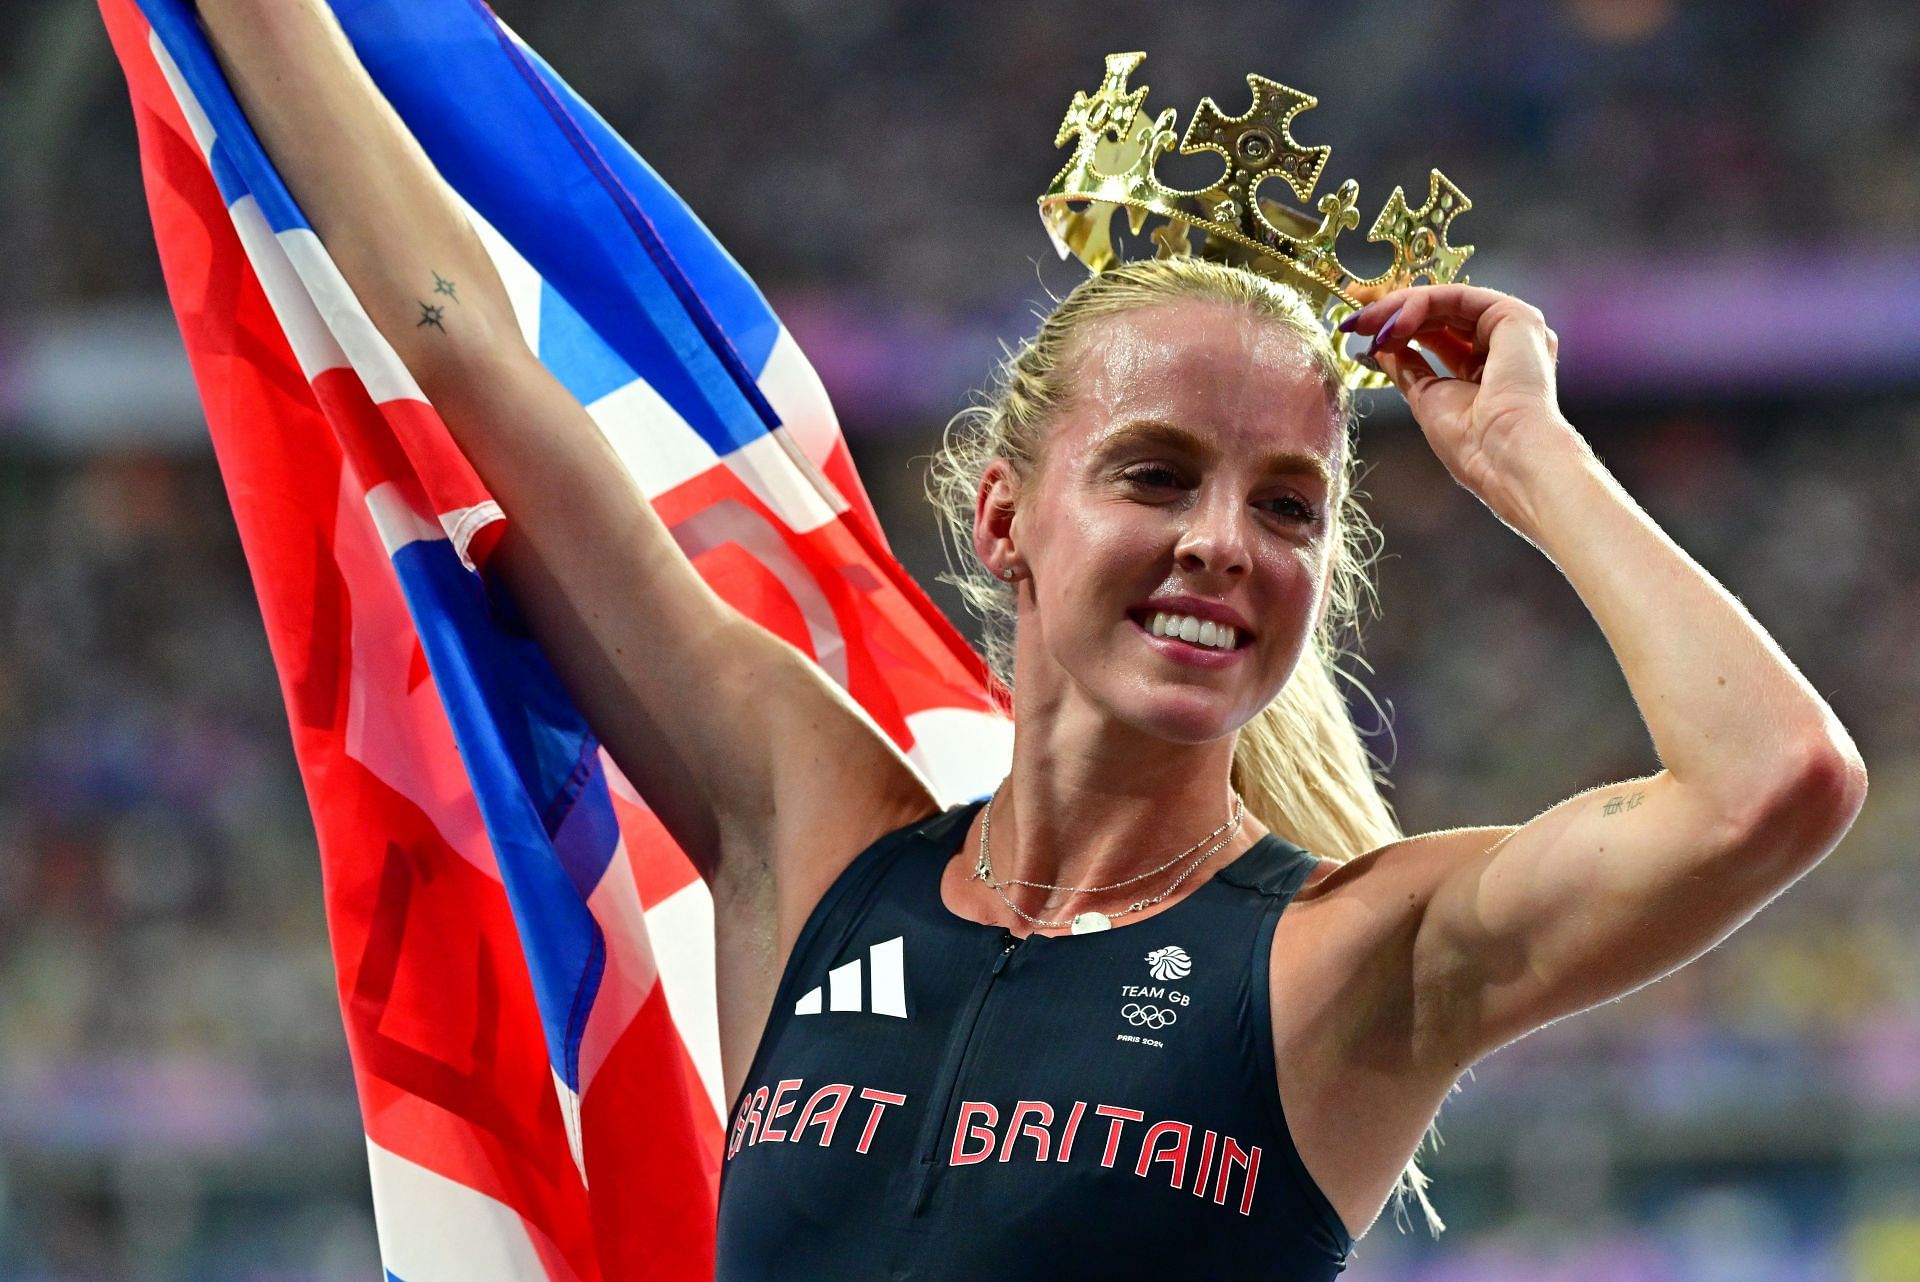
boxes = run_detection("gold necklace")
[971,785,1245,934]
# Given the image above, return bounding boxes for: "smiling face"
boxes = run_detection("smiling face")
[974,296,1345,745]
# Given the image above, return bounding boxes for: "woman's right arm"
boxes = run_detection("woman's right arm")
[193,1,938,924]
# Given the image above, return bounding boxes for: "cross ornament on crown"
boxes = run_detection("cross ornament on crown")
[1039,52,1477,389]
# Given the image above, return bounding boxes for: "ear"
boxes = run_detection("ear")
[972,458,1023,582]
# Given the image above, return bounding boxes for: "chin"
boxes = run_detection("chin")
[1107,683,1257,746]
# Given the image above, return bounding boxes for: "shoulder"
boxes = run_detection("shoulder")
[1292,824,1522,909]
[1270,824,1522,1036]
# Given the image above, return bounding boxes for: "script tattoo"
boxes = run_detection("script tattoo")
[416,301,447,332]
[1601,791,1646,818]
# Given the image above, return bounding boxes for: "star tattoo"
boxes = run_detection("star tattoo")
[431,271,459,303]
[417,301,446,331]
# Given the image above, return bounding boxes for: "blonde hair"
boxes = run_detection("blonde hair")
[926,255,1446,1237]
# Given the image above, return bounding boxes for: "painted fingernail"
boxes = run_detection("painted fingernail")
[1354,350,1383,374]
[1365,305,1406,358]
[1336,311,1361,333]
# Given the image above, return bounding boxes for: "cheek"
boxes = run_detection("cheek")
[1033,494,1155,580]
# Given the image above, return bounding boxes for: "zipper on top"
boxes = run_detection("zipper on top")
[908,931,1022,1213]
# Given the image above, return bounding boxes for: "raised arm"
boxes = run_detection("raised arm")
[1334,285,1868,1072]
[192,1,937,935]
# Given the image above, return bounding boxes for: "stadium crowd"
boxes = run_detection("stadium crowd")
[1,394,1914,1276]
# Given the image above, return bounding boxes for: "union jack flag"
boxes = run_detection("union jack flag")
[100,0,1012,1276]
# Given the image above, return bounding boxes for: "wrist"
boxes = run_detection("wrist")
[1499,417,1609,549]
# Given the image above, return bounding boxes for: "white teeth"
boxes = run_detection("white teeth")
[1141,611,1240,650]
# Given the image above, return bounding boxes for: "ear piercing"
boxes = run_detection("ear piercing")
[1001,567,1017,580]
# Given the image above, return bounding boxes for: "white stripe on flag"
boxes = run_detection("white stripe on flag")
[279,228,427,405]
[906,706,1017,805]
[730,427,843,535]
[573,835,658,1090]
[149,37,354,387]
[364,480,444,556]
[366,1137,564,1282]
[637,875,726,1122]
[669,501,851,686]
[585,365,845,536]
[588,752,730,1119]
[461,197,545,354]
[552,1067,588,1184]
[585,374,723,498]
[230,196,356,382]
[441,500,506,573]
[148,34,215,155]
[753,323,844,474]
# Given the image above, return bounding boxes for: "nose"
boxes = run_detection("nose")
[1173,488,1252,578]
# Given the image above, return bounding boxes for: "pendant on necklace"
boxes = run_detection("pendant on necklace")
[1069,911,1112,935]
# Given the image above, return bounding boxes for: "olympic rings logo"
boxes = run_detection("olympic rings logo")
[1121,1003,1177,1029]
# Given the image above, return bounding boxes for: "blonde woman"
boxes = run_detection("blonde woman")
[199,3,1867,1277]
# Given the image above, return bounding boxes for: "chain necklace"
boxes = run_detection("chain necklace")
[971,785,1245,935]
[972,784,1244,893]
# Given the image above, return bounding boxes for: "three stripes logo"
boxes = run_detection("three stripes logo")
[794,935,908,1018]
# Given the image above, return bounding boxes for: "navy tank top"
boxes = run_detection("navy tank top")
[715,799,1355,1280]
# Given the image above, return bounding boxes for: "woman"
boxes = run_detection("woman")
[199,3,1868,1278]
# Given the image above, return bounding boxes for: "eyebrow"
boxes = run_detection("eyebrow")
[1099,420,1334,486]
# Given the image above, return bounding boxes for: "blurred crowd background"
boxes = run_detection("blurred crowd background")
[2,0,1917,1277]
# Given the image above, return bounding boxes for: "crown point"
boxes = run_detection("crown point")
[1042,54,1475,389]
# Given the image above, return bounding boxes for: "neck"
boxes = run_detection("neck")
[987,681,1257,921]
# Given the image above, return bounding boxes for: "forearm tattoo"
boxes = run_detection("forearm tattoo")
[415,270,460,332]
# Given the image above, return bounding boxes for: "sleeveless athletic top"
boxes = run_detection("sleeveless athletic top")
[715,799,1354,1280]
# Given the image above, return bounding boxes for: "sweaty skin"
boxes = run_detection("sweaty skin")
[964,298,1346,902]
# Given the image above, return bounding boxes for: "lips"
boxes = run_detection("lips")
[1125,611,1250,666]
[1126,597,1255,649]
[1140,609,1241,650]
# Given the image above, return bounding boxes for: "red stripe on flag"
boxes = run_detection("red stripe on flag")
[102,6,711,1274]
[581,983,723,1279]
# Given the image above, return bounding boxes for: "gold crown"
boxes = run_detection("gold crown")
[1039,52,1475,388]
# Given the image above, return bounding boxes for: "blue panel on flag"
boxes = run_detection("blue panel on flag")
[552,755,622,901]
[504,35,783,378]
[539,281,641,409]
[137,0,315,235]
[332,0,786,460]
[206,138,247,209]
[390,534,609,1090]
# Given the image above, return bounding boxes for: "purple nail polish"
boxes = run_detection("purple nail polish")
[1354,350,1383,374]
[1365,305,1406,358]
[1336,312,1360,333]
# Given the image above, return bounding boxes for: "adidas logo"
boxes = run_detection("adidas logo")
[795,935,907,1018]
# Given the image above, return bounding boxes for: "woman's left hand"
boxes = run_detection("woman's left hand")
[1341,284,1592,536]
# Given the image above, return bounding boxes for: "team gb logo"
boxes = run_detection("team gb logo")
[1146,946,1192,982]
